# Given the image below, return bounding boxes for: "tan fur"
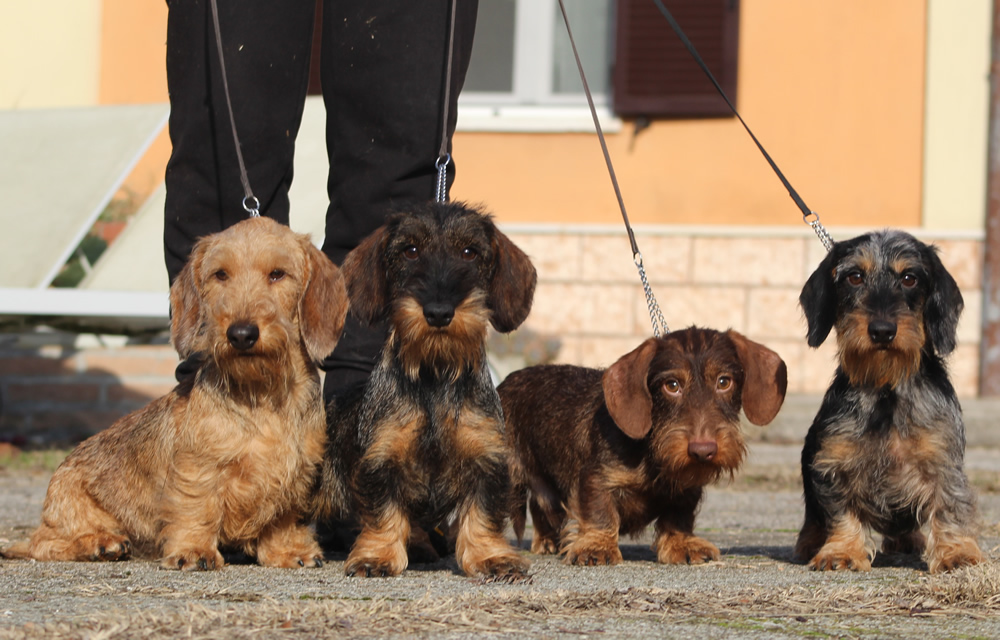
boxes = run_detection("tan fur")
[807,513,873,571]
[346,503,412,578]
[392,290,489,382]
[837,310,925,388]
[3,217,348,570]
[454,500,530,577]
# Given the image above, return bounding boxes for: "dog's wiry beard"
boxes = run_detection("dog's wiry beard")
[836,311,924,388]
[392,291,489,383]
[209,332,294,408]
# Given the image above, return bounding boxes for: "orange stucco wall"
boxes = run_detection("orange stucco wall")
[99,0,170,201]
[98,1,926,229]
[452,1,927,229]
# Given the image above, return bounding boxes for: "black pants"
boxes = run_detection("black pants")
[163,0,479,398]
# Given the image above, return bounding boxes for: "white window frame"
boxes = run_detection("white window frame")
[457,0,621,133]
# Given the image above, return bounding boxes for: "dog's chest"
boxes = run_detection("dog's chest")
[813,389,956,509]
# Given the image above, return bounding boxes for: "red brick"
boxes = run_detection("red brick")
[0,355,73,377]
[6,382,102,406]
[81,352,180,378]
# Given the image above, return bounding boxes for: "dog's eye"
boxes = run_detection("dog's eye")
[901,273,918,288]
[403,245,420,261]
[461,247,478,262]
[846,271,864,286]
[663,379,682,395]
[717,376,733,391]
[214,270,228,282]
[269,269,286,283]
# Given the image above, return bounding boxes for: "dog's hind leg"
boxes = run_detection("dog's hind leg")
[528,496,562,555]
[254,511,324,568]
[5,467,131,561]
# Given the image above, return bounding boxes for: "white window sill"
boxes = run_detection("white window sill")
[455,105,623,134]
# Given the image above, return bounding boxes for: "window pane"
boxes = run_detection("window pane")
[464,0,516,93]
[551,0,611,95]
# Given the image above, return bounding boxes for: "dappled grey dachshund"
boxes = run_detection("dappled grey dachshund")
[313,201,536,579]
[498,327,787,566]
[795,229,983,573]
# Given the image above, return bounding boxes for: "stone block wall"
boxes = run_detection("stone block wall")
[0,225,984,445]
[503,226,983,397]
[0,333,178,445]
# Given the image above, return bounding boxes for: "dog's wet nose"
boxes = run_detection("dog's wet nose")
[423,303,454,328]
[688,440,718,462]
[868,320,897,345]
[227,323,260,350]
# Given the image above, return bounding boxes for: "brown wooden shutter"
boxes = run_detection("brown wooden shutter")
[613,0,739,118]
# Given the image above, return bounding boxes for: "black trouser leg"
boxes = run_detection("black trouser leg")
[163,0,315,284]
[319,0,479,399]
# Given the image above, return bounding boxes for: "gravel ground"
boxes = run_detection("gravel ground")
[0,444,999,639]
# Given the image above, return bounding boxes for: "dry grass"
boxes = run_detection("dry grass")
[1,562,998,639]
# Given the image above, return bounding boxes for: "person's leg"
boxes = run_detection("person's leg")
[319,0,479,399]
[163,0,316,284]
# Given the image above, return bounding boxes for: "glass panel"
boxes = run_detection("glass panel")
[551,0,612,95]
[464,0,517,93]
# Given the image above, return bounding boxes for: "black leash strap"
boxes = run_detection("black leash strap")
[651,0,833,250]
[209,0,260,217]
[435,0,458,203]
[557,0,669,337]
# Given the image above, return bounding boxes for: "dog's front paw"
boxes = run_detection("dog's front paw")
[344,553,406,578]
[259,551,324,569]
[530,534,559,555]
[656,534,720,565]
[807,547,871,572]
[465,552,530,580]
[161,548,225,571]
[563,543,622,566]
[927,537,984,573]
[79,534,132,562]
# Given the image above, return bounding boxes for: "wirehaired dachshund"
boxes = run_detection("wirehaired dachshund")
[2,216,348,569]
[795,229,984,572]
[497,327,787,565]
[313,201,536,579]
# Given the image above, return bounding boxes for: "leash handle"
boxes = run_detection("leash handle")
[435,0,457,203]
[557,0,669,337]
[209,0,259,218]
[651,0,832,250]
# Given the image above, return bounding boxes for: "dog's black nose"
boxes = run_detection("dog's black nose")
[424,303,454,328]
[688,440,717,462]
[227,323,260,350]
[868,320,897,345]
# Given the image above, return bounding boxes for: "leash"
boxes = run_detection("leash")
[556,0,669,337]
[435,0,458,204]
[649,0,833,251]
[209,0,260,218]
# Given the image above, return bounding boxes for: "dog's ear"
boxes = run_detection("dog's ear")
[922,245,963,356]
[799,247,841,347]
[341,226,389,326]
[726,331,787,426]
[169,239,208,359]
[602,338,659,439]
[487,228,537,333]
[298,238,349,364]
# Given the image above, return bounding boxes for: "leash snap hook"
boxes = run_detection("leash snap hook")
[435,153,451,204]
[242,195,261,218]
